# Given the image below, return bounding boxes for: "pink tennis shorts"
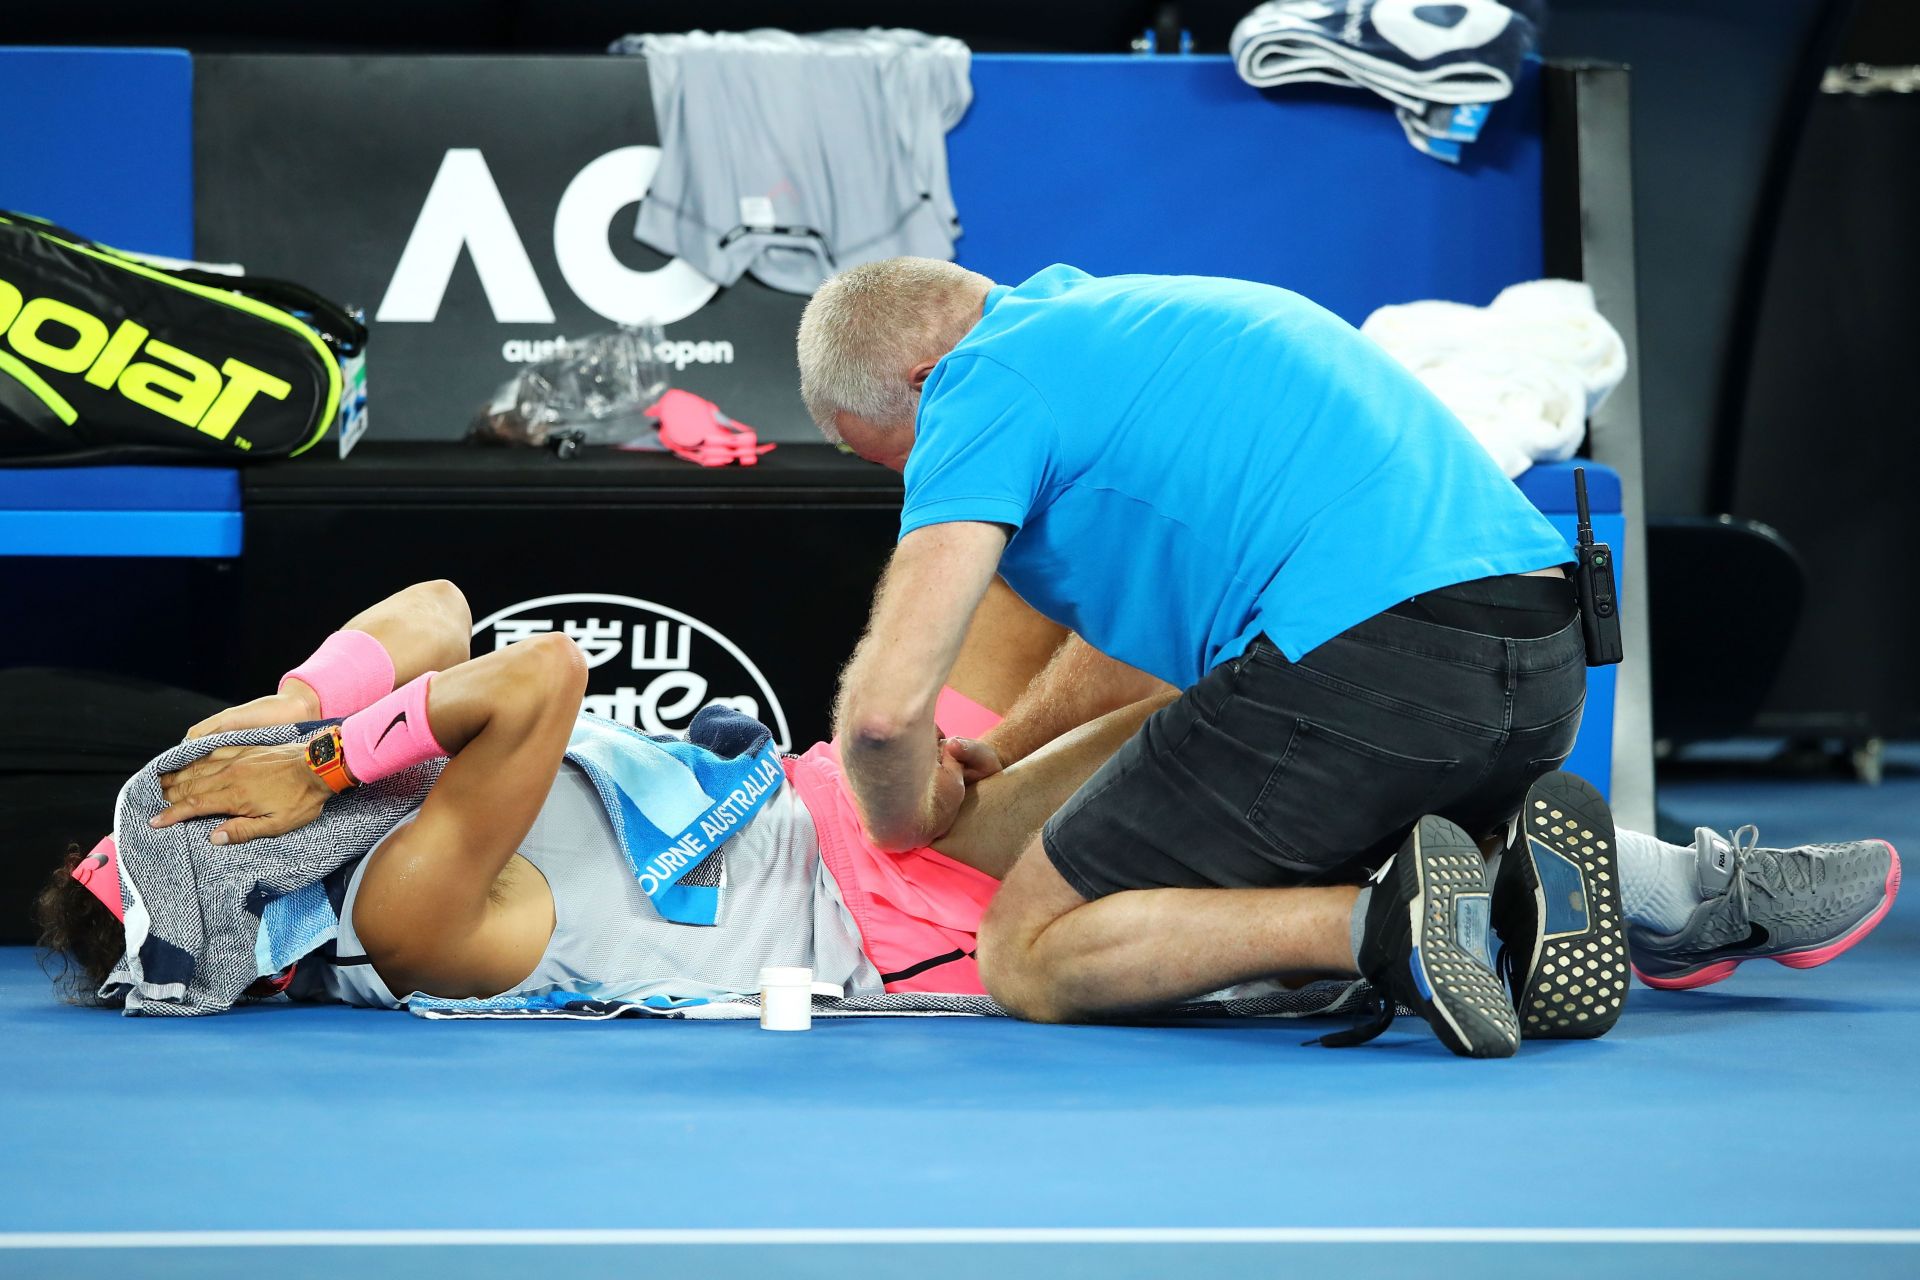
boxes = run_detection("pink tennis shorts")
[783,687,1007,993]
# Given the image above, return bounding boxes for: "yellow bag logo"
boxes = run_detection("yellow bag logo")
[0,274,291,445]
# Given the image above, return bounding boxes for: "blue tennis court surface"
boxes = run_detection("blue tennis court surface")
[4,759,1916,1279]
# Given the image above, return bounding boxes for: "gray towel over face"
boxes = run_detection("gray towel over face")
[102,724,442,1016]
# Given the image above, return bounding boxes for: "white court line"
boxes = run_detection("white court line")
[1,1228,1917,1249]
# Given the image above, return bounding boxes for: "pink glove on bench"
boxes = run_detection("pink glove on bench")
[638,389,778,467]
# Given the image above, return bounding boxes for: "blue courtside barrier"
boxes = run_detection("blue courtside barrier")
[0,466,240,557]
[0,47,193,257]
[1,48,1611,784]
[952,56,1544,322]
[0,47,225,557]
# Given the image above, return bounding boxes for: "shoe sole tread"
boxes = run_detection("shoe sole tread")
[1409,816,1519,1059]
[1498,773,1630,1039]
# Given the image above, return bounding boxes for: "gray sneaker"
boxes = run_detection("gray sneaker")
[1628,827,1901,990]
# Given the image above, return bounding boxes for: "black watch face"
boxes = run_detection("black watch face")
[309,735,338,767]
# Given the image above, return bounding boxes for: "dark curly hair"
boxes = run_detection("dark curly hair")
[34,846,124,1006]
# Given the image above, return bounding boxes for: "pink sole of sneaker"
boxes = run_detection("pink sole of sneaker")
[1633,841,1902,991]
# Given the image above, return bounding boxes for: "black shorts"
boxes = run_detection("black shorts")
[1042,573,1587,897]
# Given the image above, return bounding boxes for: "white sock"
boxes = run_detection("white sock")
[1349,886,1373,969]
[1616,829,1704,933]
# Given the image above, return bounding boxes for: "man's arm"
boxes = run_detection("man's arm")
[980,634,1174,768]
[154,629,580,849]
[186,580,473,738]
[944,577,1071,717]
[837,520,1008,851]
[350,633,586,997]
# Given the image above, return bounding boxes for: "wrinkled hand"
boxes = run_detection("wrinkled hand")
[152,742,330,846]
[918,738,1003,845]
[186,680,320,741]
[941,736,1003,784]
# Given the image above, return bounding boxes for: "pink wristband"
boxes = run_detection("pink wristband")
[340,673,447,784]
[282,630,395,719]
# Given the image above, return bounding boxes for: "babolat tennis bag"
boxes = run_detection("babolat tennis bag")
[0,211,364,463]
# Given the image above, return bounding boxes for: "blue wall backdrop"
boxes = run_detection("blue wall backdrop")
[0,47,193,256]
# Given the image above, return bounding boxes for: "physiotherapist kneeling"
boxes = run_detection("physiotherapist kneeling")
[794,258,1594,1059]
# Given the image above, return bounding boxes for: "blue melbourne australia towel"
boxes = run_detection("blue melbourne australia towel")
[563,705,785,927]
[1231,0,1539,161]
[402,705,788,1017]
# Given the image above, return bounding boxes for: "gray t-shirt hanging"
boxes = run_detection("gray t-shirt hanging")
[612,29,972,294]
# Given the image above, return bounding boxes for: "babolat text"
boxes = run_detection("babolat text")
[0,275,291,442]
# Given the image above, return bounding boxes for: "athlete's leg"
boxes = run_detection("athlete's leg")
[953,679,1360,1022]
[977,838,1359,1022]
[944,577,1068,716]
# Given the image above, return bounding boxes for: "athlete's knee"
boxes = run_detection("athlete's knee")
[983,964,1072,1024]
[419,578,473,644]
[976,912,1072,1024]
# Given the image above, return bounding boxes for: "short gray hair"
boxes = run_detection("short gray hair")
[797,257,992,442]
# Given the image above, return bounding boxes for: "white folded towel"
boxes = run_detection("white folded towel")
[1411,349,1588,478]
[1355,298,1490,366]
[1488,280,1629,415]
[1361,280,1627,477]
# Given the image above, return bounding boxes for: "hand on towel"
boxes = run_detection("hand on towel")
[152,742,331,846]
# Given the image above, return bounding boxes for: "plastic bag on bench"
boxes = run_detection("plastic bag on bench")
[469,325,670,453]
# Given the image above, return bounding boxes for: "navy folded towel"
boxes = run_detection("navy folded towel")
[1231,0,1540,162]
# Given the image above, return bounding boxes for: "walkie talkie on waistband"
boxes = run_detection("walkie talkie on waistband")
[1572,467,1624,667]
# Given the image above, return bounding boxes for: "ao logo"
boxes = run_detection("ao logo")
[377,147,719,328]
[471,593,791,752]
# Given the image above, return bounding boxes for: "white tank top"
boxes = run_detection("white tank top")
[319,762,881,1009]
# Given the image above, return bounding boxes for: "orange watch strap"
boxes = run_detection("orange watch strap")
[308,727,356,794]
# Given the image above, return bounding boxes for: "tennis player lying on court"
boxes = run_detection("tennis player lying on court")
[35,579,1169,1013]
[37,579,1899,1021]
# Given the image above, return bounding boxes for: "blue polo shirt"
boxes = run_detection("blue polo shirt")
[899,265,1575,686]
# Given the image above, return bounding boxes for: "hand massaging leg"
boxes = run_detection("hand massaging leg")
[930,693,1172,880]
